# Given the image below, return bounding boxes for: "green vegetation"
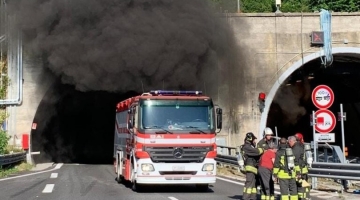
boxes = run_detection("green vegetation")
[208,0,360,13]
[0,55,9,155]
[0,162,33,178]
[0,55,30,178]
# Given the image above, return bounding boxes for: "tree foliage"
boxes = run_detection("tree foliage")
[0,56,9,155]
[208,0,360,13]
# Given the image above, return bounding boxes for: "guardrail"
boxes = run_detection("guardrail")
[215,145,240,168]
[308,162,360,181]
[0,152,27,167]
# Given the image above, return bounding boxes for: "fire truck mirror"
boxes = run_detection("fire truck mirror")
[216,108,223,130]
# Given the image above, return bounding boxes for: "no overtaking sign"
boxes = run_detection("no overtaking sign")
[311,85,334,109]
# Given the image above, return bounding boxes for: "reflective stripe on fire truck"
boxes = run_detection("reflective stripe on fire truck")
[135,136,215,145]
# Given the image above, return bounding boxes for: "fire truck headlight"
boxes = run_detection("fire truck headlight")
[141,164,155,172]
[202,163,214,171]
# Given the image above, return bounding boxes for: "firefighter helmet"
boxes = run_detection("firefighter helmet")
[295,133,304,142]
[264,127,274,136]
[245,132,257,141]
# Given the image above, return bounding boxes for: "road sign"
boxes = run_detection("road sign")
[314,133,335,143]
[32,123,37,130]
[315,109,336,133]
[337,112,347,121]
[311,85,334,109]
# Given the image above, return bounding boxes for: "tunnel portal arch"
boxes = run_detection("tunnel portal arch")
[258,47,360,138]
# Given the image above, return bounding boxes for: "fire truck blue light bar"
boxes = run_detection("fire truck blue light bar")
[150,90,202,95]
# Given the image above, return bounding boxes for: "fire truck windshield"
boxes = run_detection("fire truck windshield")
[140,99,215,133]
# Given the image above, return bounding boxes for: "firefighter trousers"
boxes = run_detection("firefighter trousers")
[297,174,310,200]
[279,178,298,200]
[243,172,257,200]
[258,167,275,200]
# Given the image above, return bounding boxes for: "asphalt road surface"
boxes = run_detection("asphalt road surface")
[0,164,345,200]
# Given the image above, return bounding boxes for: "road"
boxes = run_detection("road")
[0,164,346,200]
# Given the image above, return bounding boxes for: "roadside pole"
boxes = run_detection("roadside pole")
[312,110,317,189]
[340,104,346,163]
[275,126,279,144]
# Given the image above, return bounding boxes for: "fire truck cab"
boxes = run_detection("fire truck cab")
[113,90,222,192]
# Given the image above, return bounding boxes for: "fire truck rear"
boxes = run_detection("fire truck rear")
[113,90,222,192]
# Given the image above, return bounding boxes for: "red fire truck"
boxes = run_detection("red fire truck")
[113,90,222,191]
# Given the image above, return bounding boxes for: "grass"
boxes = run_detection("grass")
[217,165,245,178]
[0,162,33,178]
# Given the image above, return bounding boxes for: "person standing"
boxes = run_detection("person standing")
[241,132,264,200]
[294,133,310,200]
[258,142,277,200]
[257,127,276,150]
[273,137,298,200]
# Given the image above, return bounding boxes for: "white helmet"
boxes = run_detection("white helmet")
[264,127,274,136]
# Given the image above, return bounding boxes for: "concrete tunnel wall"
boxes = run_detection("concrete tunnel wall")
[7,12,360,150]
[258,47,360,139]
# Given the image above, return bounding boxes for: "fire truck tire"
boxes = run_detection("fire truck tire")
[132,182,145,192]
[116,161,123,183]
[195,184,209,192]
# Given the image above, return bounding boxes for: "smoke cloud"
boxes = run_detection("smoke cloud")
[8,0,231,92]
[273,79,311,125]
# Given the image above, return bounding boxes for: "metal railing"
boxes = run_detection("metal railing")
[308,162,360,181]
[215,145,240,169]
[0,152,26,167]
[215,143,360,181]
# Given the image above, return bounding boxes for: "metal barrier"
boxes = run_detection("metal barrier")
[308,162,360,181]
[215,145,240,169]
[0,152,27,167]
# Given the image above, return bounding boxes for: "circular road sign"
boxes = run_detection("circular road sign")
[315,109,336,133]
[312,85,334,109]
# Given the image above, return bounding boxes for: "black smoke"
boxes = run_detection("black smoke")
[9,0,232,92]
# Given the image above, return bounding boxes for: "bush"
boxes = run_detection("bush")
[0,130,10,155]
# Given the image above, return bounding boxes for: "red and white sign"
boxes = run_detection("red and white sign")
[311,85,334,109]
[315,110,336,133]
[32,123,37,130]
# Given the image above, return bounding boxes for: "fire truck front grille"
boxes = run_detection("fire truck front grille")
[144,146,212,163]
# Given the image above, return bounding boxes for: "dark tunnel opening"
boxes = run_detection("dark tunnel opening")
[31,81,139,164]
[267,54,360,158]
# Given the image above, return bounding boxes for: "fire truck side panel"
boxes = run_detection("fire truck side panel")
[114,110,130,179]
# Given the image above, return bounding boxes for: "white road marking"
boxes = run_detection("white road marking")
[0,163,64,182]
[54,163,64,169]
[216,177,281,194]
[50,173,58,178]
[168,197,179,200]
[42,184,55,193]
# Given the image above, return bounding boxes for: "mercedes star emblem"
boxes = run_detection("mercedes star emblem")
[173,147,184,159]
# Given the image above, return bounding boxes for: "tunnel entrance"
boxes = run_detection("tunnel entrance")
[31,81,139,164]
[267,53,360,158]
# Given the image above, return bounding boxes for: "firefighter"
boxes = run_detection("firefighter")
[294,133,310,200]
[241,132,264,200]
[258,141,277,200]
[273,137,298,200]
[256,127,277,194]
[257,127,276,150]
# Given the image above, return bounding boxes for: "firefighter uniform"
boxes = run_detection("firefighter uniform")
[273,142,298,200]
[241,132,264,200]
[294,133,310,200]
[257,127,276,150]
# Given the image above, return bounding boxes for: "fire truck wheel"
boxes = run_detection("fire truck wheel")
[132,182,145,192]
[195,184,209,192]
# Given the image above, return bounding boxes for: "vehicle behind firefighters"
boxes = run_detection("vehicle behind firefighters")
[113,90,222,192]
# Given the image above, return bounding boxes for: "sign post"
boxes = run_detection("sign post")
[340,104,346,163]
[312,111,317,160]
